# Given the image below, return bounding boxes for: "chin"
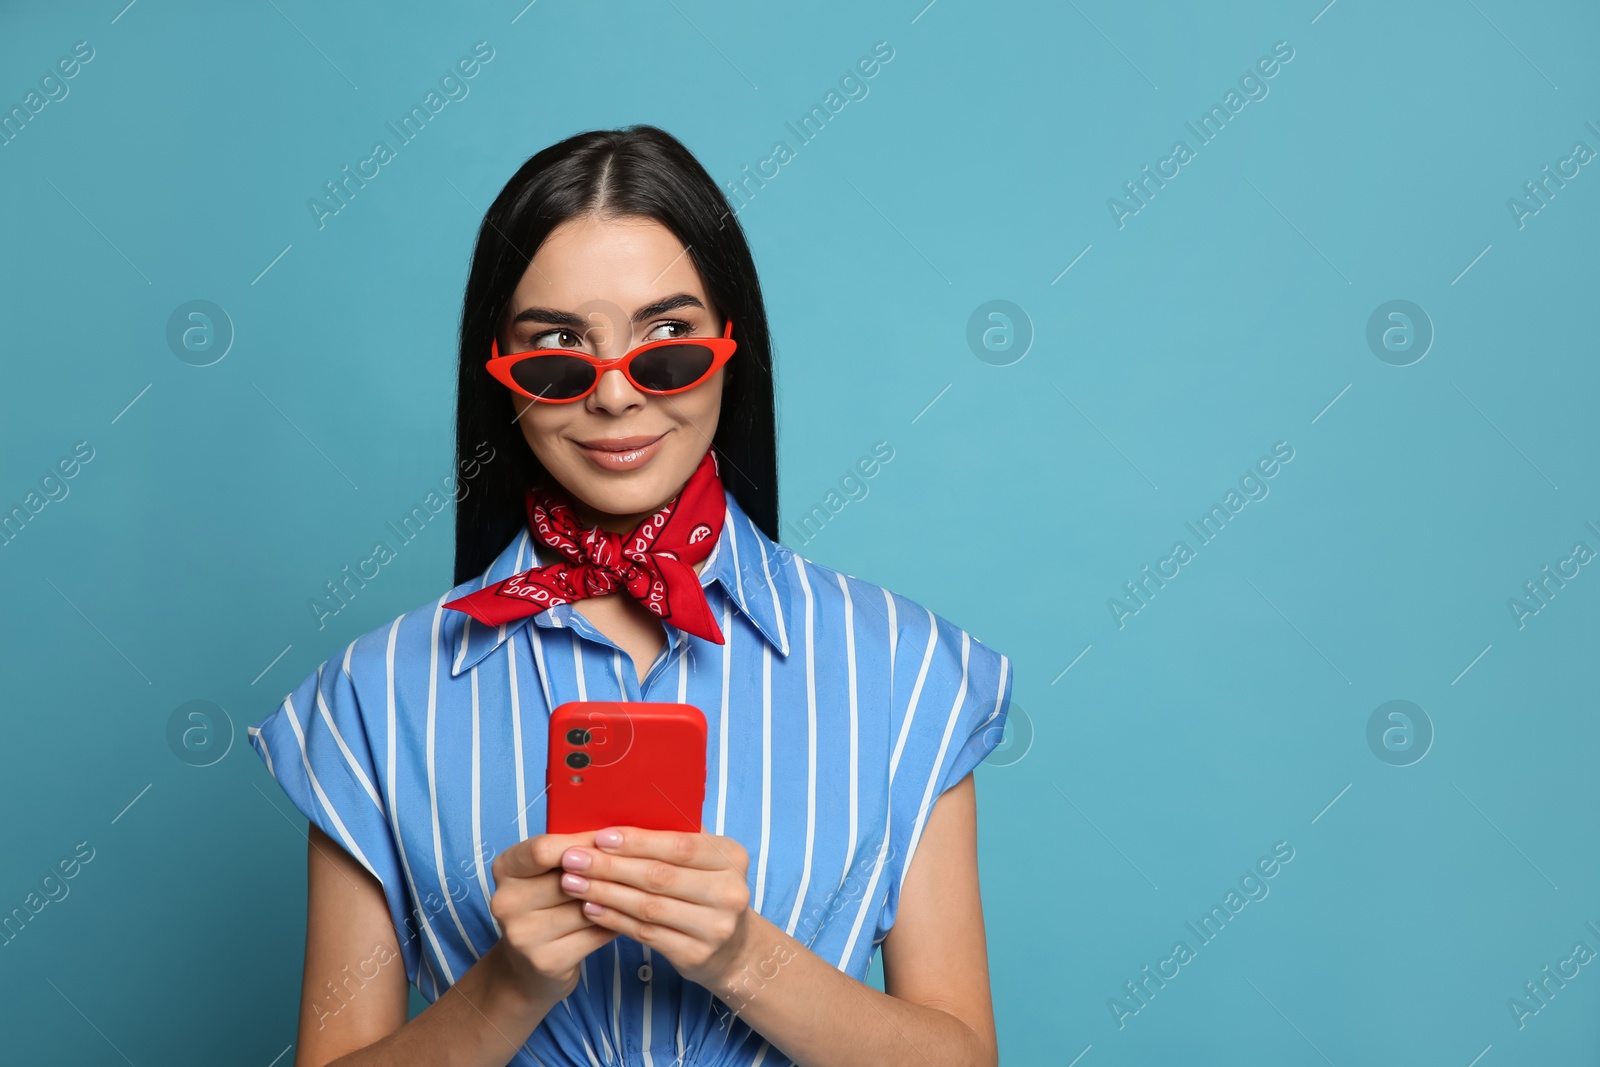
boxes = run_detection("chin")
[559,454,692,514]
[577,480,668,514]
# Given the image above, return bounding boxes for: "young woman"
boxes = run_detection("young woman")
[249,125,1013,1067]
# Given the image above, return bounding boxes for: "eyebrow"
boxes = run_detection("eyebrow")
[509,293,707,331]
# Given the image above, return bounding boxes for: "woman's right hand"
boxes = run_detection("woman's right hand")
[489,832,622,1005]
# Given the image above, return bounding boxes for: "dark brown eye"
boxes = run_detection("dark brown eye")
[531,328,583,351]
[643,319,693,343]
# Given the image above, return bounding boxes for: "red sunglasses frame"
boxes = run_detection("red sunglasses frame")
[487,318,737,404]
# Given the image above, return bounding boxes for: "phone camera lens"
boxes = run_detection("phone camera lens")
[566,728,591,745]
[566,751,590,769]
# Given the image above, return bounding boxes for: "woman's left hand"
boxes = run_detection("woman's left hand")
[556,826,754,988]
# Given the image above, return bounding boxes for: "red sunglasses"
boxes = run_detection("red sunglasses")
[488,319,737,403]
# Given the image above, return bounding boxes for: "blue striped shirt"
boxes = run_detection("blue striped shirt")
[248,486,1013,1066]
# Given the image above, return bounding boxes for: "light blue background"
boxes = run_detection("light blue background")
[2,1,1596,1063]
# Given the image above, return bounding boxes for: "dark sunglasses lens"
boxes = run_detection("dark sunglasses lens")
[510,355,596,400]
[631,343,715,392]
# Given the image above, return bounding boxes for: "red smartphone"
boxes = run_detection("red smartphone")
[545,700,707,835]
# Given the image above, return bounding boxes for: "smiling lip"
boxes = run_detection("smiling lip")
[575,432,667,472]
[577,433,666,451]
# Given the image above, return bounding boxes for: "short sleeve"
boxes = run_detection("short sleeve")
[875,603,1013,941]
[247,648,420,984]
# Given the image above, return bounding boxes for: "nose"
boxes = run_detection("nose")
[586,365,645,415]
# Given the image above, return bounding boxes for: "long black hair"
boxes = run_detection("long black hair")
[452,125,779,586]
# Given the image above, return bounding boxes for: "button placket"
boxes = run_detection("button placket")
[640,628,686,697]
[637,942,654,984]
[559,606,648,700]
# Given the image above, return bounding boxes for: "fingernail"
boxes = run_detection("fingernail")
[583,901,605,916]
[595,828,623,848]
[563,848,591,871]
[561,872,589,893]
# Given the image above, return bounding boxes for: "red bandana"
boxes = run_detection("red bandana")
[443,449,727,644]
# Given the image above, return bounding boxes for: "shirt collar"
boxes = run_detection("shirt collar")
[447,487,793,678]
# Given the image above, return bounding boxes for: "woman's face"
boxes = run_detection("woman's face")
[497,213,726,533]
